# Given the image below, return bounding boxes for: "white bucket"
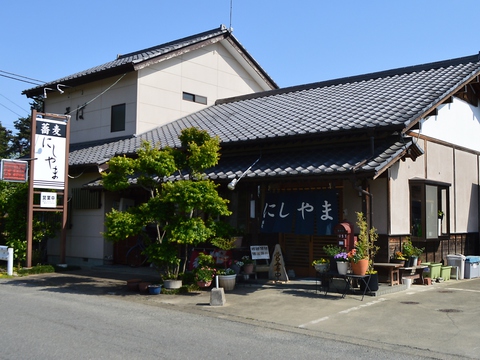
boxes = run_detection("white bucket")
[403,278,412,289]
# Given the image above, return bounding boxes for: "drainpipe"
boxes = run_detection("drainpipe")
[350,135,375,229]
[351,179,374,230]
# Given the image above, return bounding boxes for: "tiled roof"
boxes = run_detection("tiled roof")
[23,25,277,97]
[204,136,423,181]
[84,136,422,188]
[71,53,480,180]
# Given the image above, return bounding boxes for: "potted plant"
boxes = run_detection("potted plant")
[333,251,349,275]
[391,251,407,266]
[194,253,216,287]
[241,255,254,274]
[216,268,236,290]
[362,269,379,292]
[403,238,424,267]
[312,258,329,273]
[194,267,216,287]
[323,244,344,272]
[349,212,379,276]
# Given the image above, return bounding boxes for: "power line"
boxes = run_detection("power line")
[0,93,28,113]
[0,101,24,118]
[0,70,44,85]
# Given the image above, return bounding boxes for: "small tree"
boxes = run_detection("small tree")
[102,128,232,279]
[356,211,379,272]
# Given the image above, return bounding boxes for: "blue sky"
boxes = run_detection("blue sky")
[1,0,479,134]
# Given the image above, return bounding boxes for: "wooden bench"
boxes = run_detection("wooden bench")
[373,263,403,286]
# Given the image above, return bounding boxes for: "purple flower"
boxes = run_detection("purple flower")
[334,252,348,261]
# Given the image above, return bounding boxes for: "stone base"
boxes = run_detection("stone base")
[210,287,226,306]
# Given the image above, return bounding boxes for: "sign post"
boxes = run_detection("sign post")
[26,110,70,267]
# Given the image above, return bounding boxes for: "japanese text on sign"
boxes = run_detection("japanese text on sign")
[33,117,67,190]
[260,190,338,235]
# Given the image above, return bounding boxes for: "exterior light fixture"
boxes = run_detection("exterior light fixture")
[228,155,261,191]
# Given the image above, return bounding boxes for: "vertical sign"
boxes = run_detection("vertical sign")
[33,116,67,189]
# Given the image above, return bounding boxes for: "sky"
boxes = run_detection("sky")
[1,0,479,134]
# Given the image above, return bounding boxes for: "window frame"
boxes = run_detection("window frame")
[409,179,450,241]
[182,92,207,105]
[111,103,126,132]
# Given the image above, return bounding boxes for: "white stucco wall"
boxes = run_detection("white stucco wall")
[66,174,106,265]
[136,42,268,134]
[453,150,478,232]
[44,41,272,145]
[389,142,425,235]
[421,97,480,151]
[388,97,480,236]
[44,72,138,144]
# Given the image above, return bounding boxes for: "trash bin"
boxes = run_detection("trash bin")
[465,256,480,279]
[446,254,466,280]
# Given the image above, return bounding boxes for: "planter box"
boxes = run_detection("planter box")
[441,266,452,281]
[424,263,441,279]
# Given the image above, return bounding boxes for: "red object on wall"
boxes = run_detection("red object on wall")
[334,221,355,251]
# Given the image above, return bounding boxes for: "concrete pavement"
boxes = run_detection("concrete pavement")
[3,265,480,359]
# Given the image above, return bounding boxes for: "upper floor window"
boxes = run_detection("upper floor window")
[111,104,125,132]
[182,92,207,105]
[410,179,450,240]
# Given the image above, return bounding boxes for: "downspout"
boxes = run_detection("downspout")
[350,135,375,229]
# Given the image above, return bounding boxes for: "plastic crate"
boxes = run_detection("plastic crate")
[425,263,442,279]
[441,266,452,281]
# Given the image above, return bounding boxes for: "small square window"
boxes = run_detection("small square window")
[111,104,125,132]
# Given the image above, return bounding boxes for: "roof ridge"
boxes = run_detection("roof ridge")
[216,52,480,105]
[118,25,228,59]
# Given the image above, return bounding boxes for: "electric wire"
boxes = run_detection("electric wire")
[0,70,44,85]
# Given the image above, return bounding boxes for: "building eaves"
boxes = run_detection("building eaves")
[82,135,421,188]
[203,136,422,182]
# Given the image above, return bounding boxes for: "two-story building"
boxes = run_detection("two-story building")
[22,25,277,266]
[25,32,480,276]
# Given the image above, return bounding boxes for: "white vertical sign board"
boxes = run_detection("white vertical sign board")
[33,117,67,190]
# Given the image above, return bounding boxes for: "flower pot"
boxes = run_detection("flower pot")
[218,274,236,291]
[163,279,182,289]
[351,259,368,275]
[243,263,254,274]
[314,263,329,273]
[408,256,418,267]
[197,280,212,288]
[360,273,379,292]
[147,284,162,295]
[337,261,349,275]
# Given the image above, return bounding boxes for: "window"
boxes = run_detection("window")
[182,92,207,105]
[410,179,450,240]
[111,104,125,132]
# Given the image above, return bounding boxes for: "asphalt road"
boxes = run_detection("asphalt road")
[1,268,479,359]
